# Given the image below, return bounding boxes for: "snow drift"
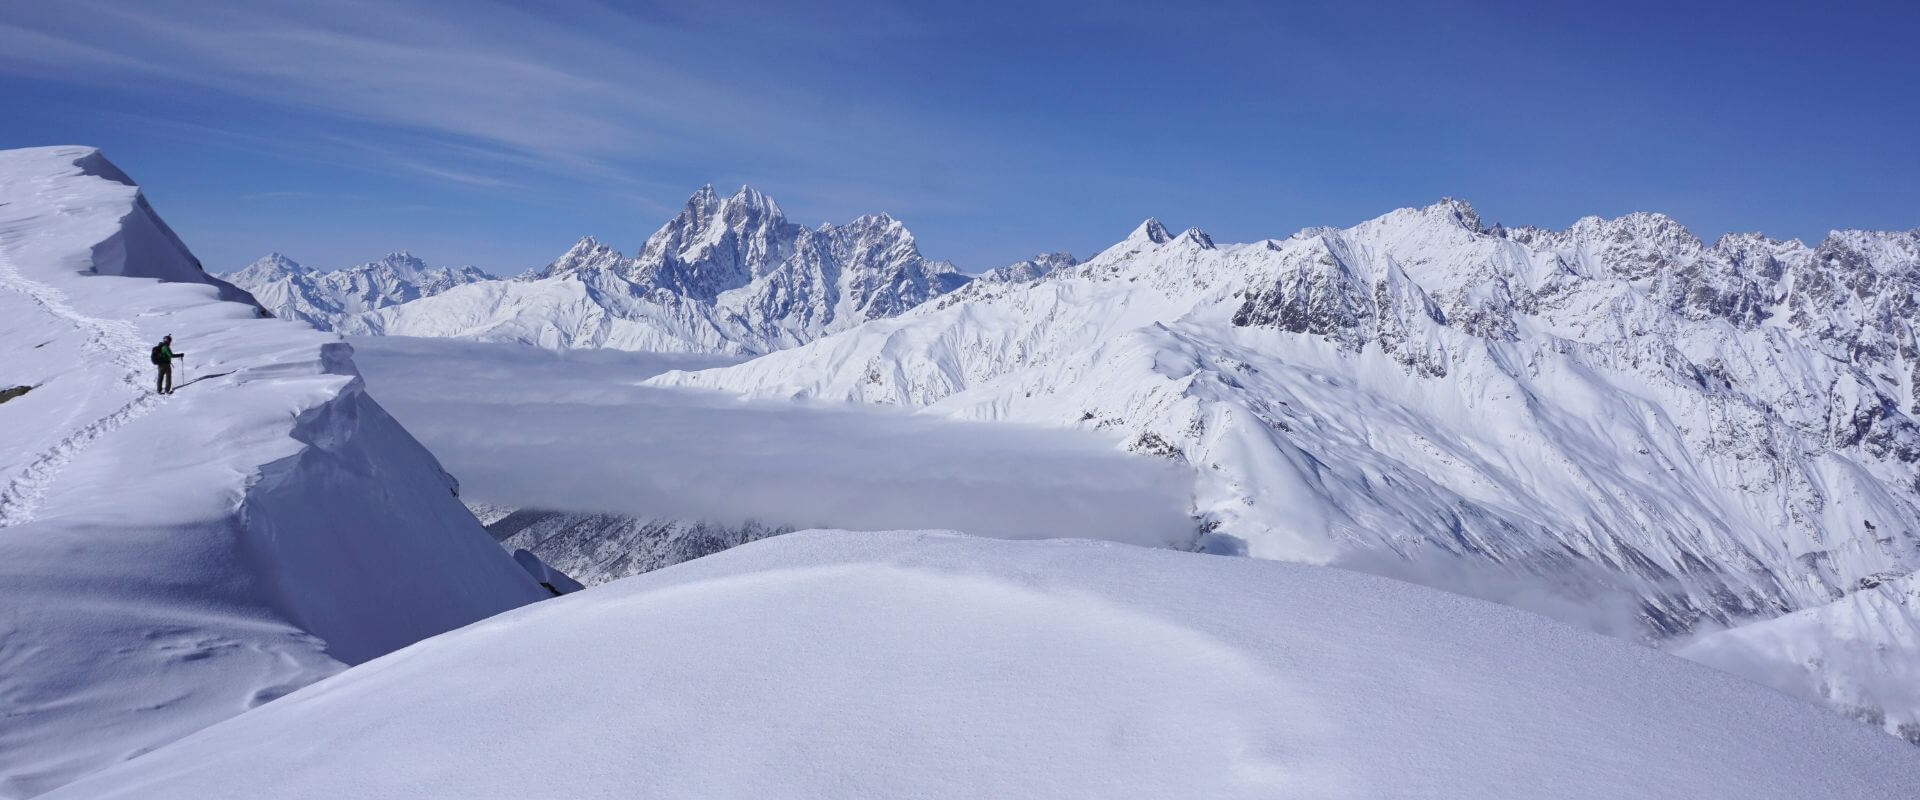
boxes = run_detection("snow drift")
[0,146,547,798]
[48,531,1920,800]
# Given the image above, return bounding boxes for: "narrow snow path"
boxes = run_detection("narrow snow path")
[0,233,159,527]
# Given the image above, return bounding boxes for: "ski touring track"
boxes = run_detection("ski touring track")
[0,232,161,528]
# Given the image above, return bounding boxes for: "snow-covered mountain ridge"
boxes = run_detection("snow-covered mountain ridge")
[302,185,1031,353]
[224,251,493,330]
[0,146,547,797]
[654,198,1920,737]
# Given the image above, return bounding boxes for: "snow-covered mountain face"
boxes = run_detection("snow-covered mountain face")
[224,251,493,330]
[1683,573,1920,743]
[972,250,1079,285]
[654,199,1920,734]
[337,185,970,354]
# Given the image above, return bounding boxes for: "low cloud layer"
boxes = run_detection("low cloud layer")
[351,337,1195,547]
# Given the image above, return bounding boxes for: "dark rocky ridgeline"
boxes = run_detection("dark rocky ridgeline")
[470,503,794,586]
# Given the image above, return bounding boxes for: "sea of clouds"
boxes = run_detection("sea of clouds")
[350,336,1195,547]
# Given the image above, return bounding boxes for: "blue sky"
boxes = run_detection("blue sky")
[3,0,1915,274]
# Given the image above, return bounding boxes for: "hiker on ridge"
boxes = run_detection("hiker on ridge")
[151,335,185,395]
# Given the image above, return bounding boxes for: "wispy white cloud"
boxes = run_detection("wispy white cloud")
[0,0,966,193]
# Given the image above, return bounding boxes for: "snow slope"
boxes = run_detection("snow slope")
[224,251,491,330]
[0,146,547,798]
[337,185,973,353]
[654,201,1920,726]
[51,531,1920,800]
[1682,573,1920,743]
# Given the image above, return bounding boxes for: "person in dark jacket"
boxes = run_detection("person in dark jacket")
[151,335,185,394]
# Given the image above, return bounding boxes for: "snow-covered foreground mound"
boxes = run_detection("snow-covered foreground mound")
[0,146,546,797]
[53,531,1920,800]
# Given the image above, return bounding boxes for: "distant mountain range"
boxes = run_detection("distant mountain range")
[225,251,494,330]
[650,198,1920,741]
[228,185,1064,353]
[230,186,1920,742]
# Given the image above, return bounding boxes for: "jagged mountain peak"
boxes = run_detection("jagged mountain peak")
[1129,218,1173,245]
[729,184,778,213]
[1421,197,1484,232]
[1565,210,1698,242]
[235,252,310,276]
[1177,227,1216,249]
[974,251,1080,285]
[840,212,904,231]
[366,251,430,276]
[537,235,629,279]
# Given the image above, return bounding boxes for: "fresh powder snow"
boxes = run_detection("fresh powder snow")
[46,531,1920,800]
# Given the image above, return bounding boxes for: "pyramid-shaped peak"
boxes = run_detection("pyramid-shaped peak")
[1129,218,1172,245]
[1177,227,1215,249]
[730,184,775,207]
[563,235,615,254]
[847,212,903,228]
[1421,198,1483,233]
[715,184,785,225]
[235,252,310,276]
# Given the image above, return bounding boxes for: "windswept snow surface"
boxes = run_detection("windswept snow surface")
[0,147,545,798]
[653,201,1920,728]
[51,531,1920,800]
